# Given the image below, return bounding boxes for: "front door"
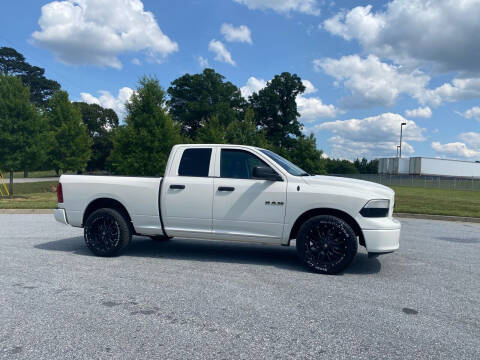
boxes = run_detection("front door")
[213,148,287,243]
[162,147,214,238]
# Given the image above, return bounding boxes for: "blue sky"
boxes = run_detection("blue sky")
[1,0,479,160]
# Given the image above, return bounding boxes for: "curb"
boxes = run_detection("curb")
[394,213,480,224]
[0,209,54,214]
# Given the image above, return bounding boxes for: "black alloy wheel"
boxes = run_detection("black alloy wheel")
[84,208,131,256]
[296,215,357,274]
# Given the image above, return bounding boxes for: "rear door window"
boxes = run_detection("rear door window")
[178,148,212,177]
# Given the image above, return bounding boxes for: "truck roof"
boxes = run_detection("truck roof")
[173,144,264,151]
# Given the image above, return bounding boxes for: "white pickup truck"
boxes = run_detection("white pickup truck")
[54,144,400,274]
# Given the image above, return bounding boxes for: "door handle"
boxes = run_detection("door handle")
[218,186,235,192]
[170,184,185,190]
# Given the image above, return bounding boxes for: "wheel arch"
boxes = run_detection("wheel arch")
[82,198,134,233]
[289,208,365,247]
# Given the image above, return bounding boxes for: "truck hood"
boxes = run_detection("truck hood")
[303,175,394,199]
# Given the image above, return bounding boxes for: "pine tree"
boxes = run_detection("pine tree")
[46,91,92,174]
[225,107,267,147]
[196,116,227,144]
[109,77,182,176]
[0,74,47,197]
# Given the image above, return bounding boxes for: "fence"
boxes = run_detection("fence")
[330,174,480,191]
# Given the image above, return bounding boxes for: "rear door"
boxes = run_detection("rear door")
[212,148,287,243]
[162,147,215,238]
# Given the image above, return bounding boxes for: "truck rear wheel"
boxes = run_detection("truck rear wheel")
[84,208,131,257]
[296,215,357,274]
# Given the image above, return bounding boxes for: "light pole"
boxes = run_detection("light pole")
[396,145,400,158]
[399,122,406,158]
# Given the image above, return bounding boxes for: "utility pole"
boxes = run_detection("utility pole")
[399,122,406,158]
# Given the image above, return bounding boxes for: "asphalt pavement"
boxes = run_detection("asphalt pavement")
[0,215,479,359]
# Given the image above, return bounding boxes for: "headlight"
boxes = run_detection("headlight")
[360,199,390,218]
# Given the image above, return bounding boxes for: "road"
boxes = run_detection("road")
[2,177,58,184]
[0,215,479,359]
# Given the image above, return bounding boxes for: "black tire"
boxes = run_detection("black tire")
[296,215,357,274]
[84,208,132,257]
[149,235,170,242]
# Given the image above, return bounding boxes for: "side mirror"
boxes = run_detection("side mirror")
[252,166,283,181]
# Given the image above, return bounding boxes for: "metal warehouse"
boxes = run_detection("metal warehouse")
[378,157,480,178]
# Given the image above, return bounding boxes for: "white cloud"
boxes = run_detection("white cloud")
[240,76,338,121]
[131,58,141,65]
[322,0,480,74]
[302,79,317,94]
[240,76,267,98]
[233,0,320,15]
[431,131,480,159]
[431,141,480,159]
[221,23,252,44]
[315,55,429,108]
[323,5,384,43]
[297,96,337,121]
[326,136,415,160]
[32,0,178,69]
[313,112,425,159]
[456,106,480,121]
[81,87,134,120]
[420,78,480,106]
[459,132,480,148]
[208,40,236,66]
[197,56,209,68]
[405,106,432,119]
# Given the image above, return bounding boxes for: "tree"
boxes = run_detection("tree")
[46,91,92,174]
[196,116,227,144]
[366,159,379,174]
[109,77,182,176]
[325,159,359,174]
[354,158,368,173]
[0,47,60,106]
[73,102,119,171]
[249,72,305,149]
[0,75,47,197]
[353,158,379,174]
[290,134,326,175]
[167,68,246,138]
[225,107,267,147]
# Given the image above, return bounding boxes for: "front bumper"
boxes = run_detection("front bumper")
[53,208,68,225]
[362,218,401,253]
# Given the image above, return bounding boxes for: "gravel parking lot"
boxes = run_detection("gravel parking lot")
[1,215,479,359]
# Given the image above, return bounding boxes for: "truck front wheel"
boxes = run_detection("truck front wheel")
[296,215,357,274]
[84,208,132,257]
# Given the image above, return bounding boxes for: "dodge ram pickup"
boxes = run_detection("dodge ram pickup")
[54,144,400,274]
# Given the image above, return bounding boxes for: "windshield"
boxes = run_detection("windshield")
[260,149,309,176]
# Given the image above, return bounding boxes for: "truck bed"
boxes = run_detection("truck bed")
[60,175,163,234]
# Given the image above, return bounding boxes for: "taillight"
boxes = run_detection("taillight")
[57,183,64,203]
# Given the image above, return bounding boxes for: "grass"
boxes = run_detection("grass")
[1,181,479,218]
[391,186,480,218]
[0,181,58,209]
